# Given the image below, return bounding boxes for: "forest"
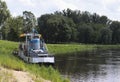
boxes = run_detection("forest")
[1,0,120,44]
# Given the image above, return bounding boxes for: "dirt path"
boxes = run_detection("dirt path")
[0,67,34,82]
[12,70,34,82]
[0,67,51,82]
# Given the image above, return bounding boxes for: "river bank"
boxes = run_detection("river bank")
[0,40,120,82]
[48,44,120,55]
[0,40,69,82]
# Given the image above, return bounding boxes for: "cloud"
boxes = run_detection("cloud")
[12,12,17,17]
[101,0,120,21]
[21,0,78,17]
[53,0,78,10]
[18,0,35,7]
[117,6,120,12]
[31,0,78,13]
[3,0,120,21]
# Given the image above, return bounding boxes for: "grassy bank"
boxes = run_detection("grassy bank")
[47,44,96,55]
[0,40,69,82]
[47,44,120,55]
[0,40,120,82]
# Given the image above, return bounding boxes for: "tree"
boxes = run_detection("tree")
[62,8,81,24]
[100,28,112,44]
[91,13,100,23]
[1,16,23,41]
[46,15,75,43]
[90,23,105,43]
[77,24,94,43]
[109,21,120,43]
[99,16,108,25]
[38,15,75,43]
[37,8,117,44]
[81,11,91,23]
[23,11,36,32]
[7,28,18,41]
[0,0,10,27]
[70,27,78,42]
[37,14,52,38]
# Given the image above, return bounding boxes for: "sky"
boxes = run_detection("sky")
[3,0,120,21]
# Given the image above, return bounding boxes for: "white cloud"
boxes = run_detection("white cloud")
[117,7,120,12]
[53,0,78,10]
[31,0,78,13]
[103,0,119,4]
[18,0,35,7]
[3,0,120,21]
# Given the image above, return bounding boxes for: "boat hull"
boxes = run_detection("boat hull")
[18,51,55,64]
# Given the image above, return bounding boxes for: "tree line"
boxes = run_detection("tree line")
[0,0,120,44]
[37,9,120,44]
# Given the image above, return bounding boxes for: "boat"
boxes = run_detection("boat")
[15,30,54,64]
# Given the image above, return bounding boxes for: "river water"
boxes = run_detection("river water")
[54,49,120,82]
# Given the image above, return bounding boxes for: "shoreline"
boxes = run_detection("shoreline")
[48,44,120,55]
[0,40,120,82]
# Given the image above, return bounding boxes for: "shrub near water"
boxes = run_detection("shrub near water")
[0,40,69,82]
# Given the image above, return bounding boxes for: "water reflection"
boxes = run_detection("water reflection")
[55,49,120,82]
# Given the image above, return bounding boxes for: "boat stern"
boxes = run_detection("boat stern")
[29,56,55,64]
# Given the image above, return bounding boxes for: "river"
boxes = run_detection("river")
[54,49,120,82]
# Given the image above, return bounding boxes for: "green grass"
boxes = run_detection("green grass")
[47,44,120,55]
[47,44,96,55]
[0,40,69,82]
[95,44,120,50]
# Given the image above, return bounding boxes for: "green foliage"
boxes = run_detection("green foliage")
[0,40,25,70]
[110,21,120,43]
[100,28,112,44]
[0,0,10,26]
[23,11,37,32]
[48,43,120,55]
[26,65,69,82]
[81,11,91,23]
[77,23,94,43]
[1,16,23,41]
[99,16,108,24]
[37,8,115,44]
[47,44,96,55]
[38,15,75,43]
